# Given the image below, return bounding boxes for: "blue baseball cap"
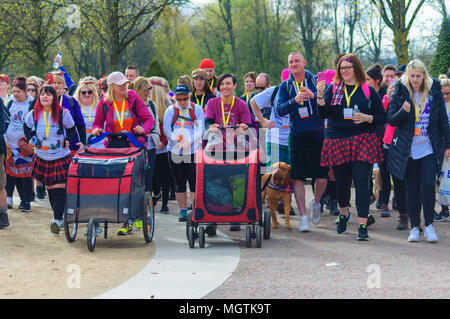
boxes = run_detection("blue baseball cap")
[174,84,190,96]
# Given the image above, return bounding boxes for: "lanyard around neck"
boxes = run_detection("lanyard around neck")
[195,93,205,108]
[113,99,127,130]
[43,111,52,139]
[344,84,359,107]
[82,103,94,123]
[179,106,190,130]
[295,80,304,105]
[221,96,235,127]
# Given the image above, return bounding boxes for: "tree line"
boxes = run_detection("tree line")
[0,0,448,90]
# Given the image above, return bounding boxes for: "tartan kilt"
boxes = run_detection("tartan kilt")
[32,155,72,186]
[320,133,383,167]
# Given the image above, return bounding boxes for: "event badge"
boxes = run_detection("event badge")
[298,107,309,119]
[41,139,51,151]
[281,117,289,128]
[414,127,421,136]
[343,108,353,120]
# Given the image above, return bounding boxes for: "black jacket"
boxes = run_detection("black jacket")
[0,99,5,155]
[387,78,450,180]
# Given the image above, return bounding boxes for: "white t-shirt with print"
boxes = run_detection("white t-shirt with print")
[5,97,33,149]
[411,92,433,160]
[25,108,75,161]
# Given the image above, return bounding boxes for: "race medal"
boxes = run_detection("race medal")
[343,108,354,120]
[298,107,309,118]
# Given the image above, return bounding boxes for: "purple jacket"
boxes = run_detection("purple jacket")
[93,90,154,146]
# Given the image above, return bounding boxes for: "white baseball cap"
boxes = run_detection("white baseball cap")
[107,71,129,86]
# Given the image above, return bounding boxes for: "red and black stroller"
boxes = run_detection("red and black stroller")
[64,132,154,252]
[186,126,271,248]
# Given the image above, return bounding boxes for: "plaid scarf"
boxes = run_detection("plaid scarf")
[331,81,345,106]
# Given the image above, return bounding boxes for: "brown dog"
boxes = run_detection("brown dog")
[261,162,293,230]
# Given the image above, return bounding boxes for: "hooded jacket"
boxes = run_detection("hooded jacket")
[387,77,450,180]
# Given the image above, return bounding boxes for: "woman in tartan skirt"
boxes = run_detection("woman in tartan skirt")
[24,85,75,234]
[317,53,386,241]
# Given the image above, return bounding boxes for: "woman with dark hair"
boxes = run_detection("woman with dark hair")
[204,73,253,234]
[5,76,34,212]
[387,60,450,243]
[240,71,257,102]
[24,85,76,234]
[317,53,386,241]
[191,69,215,109]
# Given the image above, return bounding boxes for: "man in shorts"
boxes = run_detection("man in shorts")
[276,52,328,232]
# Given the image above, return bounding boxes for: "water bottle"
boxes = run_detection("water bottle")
[354,104,360,114]
[53,52,62,69]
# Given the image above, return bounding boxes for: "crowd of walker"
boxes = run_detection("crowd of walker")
[0,51,449,243]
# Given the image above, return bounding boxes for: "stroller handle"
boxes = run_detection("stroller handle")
[87,132,147,149]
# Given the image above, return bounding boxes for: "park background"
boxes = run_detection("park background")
[0,0,448,94]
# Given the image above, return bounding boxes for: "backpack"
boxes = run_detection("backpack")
[5,99,34,131]
[262,85,280,119]
[171,102,196,130]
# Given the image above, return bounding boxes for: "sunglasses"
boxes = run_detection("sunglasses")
[27,88,36,92]
[148,86,153,91]
[81,90,93,95]
[175,97,189,102]
[256,86,267,91]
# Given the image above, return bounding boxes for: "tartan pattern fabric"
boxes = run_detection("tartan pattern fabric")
[32,155,72,186]
[331,81,345,106]
[320,133,383,167]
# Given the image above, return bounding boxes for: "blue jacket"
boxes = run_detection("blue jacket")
[276,71,324,137]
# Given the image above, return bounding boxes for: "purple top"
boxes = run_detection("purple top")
[204,96,252,126]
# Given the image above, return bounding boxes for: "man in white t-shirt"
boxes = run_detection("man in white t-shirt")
[250,73,291,168]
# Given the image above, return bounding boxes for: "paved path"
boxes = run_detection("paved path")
[97,213,240,299]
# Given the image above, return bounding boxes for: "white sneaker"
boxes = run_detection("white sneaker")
[50,219,63,234]
[310,198,321,225]
[299,215,310,232]
[424,224,438,243]
[408,227,420,242]
[7,197,12,209]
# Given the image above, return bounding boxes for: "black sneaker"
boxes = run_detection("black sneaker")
[205,223,217,237]
[329,200,340,216]
[367,214,376,227]
[357,224,370,241]
[0,212,9,229]
[36,185,46,199]
[160,205,169,214]
[434,210,449,222]
[336,214,349,234]
[152,193,161,208]
[20,202,31,212]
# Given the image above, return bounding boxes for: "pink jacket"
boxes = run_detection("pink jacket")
[382,95,395,145]
[93,90,154,146]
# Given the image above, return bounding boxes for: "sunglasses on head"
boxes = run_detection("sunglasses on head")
[148,86,153,91]
[81,90,93,95]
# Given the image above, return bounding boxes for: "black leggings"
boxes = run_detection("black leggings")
[6,175,32,202]
[152,152,171,206]
[145,149,156,193]
[405,154,437,227]
[169,152,196,193]
[332,161,373,219]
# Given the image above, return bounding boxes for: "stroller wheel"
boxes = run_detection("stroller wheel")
[87,218,97,252]
[198,226,205,248]
[256,225,262,248]
[143,192,155,243]
[187,226,195,248]
[186,210,193,240]
[245,226,252,248]
[64,217,78,243]
[263,210,271,240]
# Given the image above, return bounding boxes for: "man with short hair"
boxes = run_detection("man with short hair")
[382,64,396,88]
[276,52,328,232]
[125,66,140,82]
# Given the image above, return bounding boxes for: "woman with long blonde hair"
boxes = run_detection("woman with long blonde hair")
[387,59,450,243]
[148,76,172,214]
